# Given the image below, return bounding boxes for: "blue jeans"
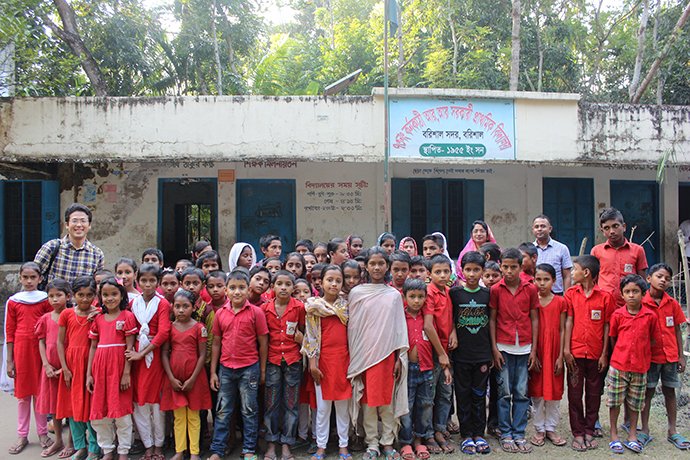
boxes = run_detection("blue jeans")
[210,362,260,456]
[264,360,303,444]
[399,362,434,445]
[432,359,453,432]
[496,352,529,440]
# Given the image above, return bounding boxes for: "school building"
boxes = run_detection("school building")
[1,89,689,297]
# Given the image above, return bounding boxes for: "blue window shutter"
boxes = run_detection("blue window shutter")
[42,181,61,242]
[391,178,411,240]
[427,178,443,231]
[463,179,485,240]
[0,181,4,263]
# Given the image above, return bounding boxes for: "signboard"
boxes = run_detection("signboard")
[218,169,235,182]
[389,97,516,160]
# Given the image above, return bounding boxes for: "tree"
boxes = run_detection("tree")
[510,0,521,91]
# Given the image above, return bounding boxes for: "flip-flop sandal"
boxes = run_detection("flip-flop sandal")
[571,439,586,452]
[424,440,442,454]
[8,439,29,455]
[500,439,516,453]
[383,449,400,460]
[70,451,87,460]
[473,438,490,454]
[41,442,64,458]
[585,436,599,450]
[623,440,642,453]
[415,445,430,459]
[487,427,501,439]
[460,439,476,455]
[310,454,325,460]
[58,447,76,459]
[264,455,277,460]
[546,432,566,446]
[515,439,532,454]
[363,449,379,460]
[530,433,545,447]
[447,421,461,434]
[400,445,415,460]
[668,434,690,450]
[636,432,652,447]
[41,438,55,449]
[307,444,319,454]
[437,441,454,454]
[339,454,352,460]
[609,441,624,454]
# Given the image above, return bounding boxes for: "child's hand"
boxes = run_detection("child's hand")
[181,378,196,392]
[438,353,451,370]
[554,356,564,376]
[6,360,15,379]
[86,374,94,393]
[678,354,686,374]
[394,358,402,380]
[448,332,458,351]
[259,371,265,386]
[170,377,183,392]
[210,373,219,392]
[564,351,576,374]
[443,368,453,385]
[44,363,57,379]
[527,351,540,372]
[293,330,304,345]
[125,349,144,362]
[87,310,99,322]
[492,349,504,371]
[597,354,608,373]
[310,364,324,385]
[339,291,349,301]
[120,372,131,391]
[63,367,73,389]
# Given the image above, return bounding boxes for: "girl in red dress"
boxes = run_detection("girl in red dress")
[5,262,53,454]
[57,276,100,460]
[528,264,567,447]
[36,278,74,458]
[161,289,211,460]
[125,264,171,460]
[303,265,351,460]
[86,276,138,460]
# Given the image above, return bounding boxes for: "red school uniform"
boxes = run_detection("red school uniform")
[565,284,616,359]
[130,295,172,405]
[406,309,433,371]
[5,292,52,399]
[519,271,534,284]
[35,312,62,415]
[591,239,648,308]
[422,281,453,352]
[642,292,687,364]
[528,296,567,401]
[88,311,138,420]
[56,308,93,421]
[160,322,212,412]
[609,306,661,374]
[489,278,539,346]
[211,300,269,369]
[262,297,305,366]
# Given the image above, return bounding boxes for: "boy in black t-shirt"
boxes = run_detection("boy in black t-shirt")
[450,251,492,454]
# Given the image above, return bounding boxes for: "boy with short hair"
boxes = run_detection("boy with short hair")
[294,239,314,255]
[517,243,538,283]
[408,256,428,280]
[482,261,502,289]
[399,278,449,459]
[209,271,269,460]
[479,242,501,262]
[390,250,411,293]
[450,251,491,454]
[421,234,444,261]
[423,255,457,453]
[563,255,615,451]
[639,264,688,449]
[489,248,539,453]
[142,248,164,268]
[607,274,660,454]
[262,270,305,460]
[248,266,271,306]
[591,207,648,308]
[260,234,283,261]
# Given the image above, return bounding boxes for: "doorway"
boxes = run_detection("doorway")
[610,180,659,266]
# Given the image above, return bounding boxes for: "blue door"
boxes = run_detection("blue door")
[610,181,659,266]
[236,179,296,261]
[543,178,594,256]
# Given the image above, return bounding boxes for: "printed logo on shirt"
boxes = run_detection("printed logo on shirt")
[624,264,634,274]
[480,364,488,373]
[422,330,429,341]
[201,326,208,338]
[286,321,297,335]
[666,316,675,327]
[115,321,125,331]
[591,310,602,320]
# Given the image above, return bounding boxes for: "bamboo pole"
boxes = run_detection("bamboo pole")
[579,237,588,256]
[678,230,690,316]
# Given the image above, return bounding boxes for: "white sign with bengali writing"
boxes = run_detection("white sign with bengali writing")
[389,98,516,160]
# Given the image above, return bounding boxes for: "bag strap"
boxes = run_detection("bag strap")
[42,239,61,280]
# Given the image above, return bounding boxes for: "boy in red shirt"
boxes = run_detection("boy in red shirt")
[423,255,457,453]
[262,270,305,460]
[639,264,688,449]
[209,271,269,460]
[563,255,615,451]
[390,250,411,294]
[591,207,648,308]
[607,274,661,454]
[489,248,539,453]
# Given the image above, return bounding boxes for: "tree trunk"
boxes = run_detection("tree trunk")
[217,10,239,75]
[632,1,690,103]
[211,0,223,95]
[509,0,521,91]
[39,0,109,96]
[629,0,649,100]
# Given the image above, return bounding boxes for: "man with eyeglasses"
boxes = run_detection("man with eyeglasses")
[34,203,105,284]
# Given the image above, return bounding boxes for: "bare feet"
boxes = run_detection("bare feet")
[169,452,185,460]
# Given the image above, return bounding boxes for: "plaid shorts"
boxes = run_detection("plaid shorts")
[606,366,647,411]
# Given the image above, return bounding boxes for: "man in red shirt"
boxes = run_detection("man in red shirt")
[209,271,269,460]
[591,207,648,308]
[261,271,306,460]
[606,274,661,454]
[489,248,539,453]
[563,255,615,451]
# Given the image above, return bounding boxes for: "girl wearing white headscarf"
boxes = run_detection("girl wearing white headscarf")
[227,243,257,271]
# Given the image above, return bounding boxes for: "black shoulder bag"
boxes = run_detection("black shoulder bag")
[38,239,61,291]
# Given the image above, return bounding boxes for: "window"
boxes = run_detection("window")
[0,181,61,263]
[542,178,594,257]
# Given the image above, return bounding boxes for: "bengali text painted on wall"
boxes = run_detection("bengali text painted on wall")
[389,98,516,160]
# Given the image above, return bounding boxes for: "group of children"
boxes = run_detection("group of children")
[4,206,688,460]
